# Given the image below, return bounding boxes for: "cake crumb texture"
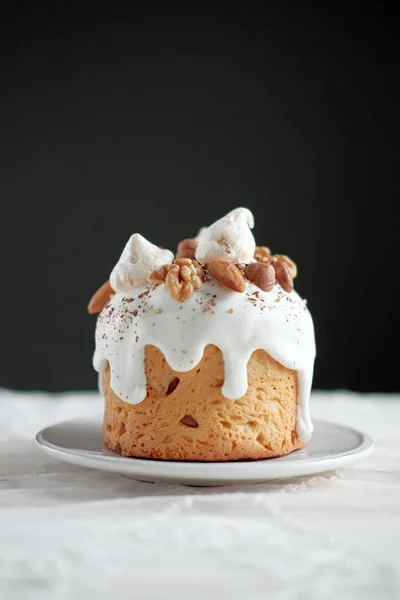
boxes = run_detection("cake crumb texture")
[103,344,304,461]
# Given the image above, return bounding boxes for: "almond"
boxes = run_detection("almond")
[273,261,294,293]
[176,238,198,259]
[274,254,297,278]
[245,262,275,292]
[208,260,246,293]
[88,280,114,314]
[254,246,271,262]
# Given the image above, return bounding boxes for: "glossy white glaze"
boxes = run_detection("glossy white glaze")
[93,279,315,439]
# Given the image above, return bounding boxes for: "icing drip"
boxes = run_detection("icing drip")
[93,280,316,440]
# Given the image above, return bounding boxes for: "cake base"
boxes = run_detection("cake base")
[103,344,304,461]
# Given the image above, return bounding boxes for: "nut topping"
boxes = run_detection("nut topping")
[245,262,276,292]
[88,281,114,314]
[273,254,297,279]
[208,260,246,293]
[148,264,170,284]
[254,246,272,263]
[254,247,297,285]
[273,261,294,293]
[149,259,203,301]
[176,238,198,259]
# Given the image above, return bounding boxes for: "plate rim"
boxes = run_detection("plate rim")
[35,418,374,483]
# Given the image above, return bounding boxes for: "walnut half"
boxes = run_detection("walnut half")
[149,258,203,301]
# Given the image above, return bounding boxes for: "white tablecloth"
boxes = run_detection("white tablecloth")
[0,389,399,600]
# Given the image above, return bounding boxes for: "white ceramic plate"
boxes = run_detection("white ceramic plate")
[36,417,373,486]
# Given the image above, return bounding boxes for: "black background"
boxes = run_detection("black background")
[0,5,398,392]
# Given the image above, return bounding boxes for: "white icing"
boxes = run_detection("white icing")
[195,207,256,264]
[110,234,174,293]
[93,280,316,440]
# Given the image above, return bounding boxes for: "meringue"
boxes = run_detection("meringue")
[110,234,174,293]
[195,207,256,264]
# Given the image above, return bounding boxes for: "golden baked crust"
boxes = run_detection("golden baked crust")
[103,344,304,461]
